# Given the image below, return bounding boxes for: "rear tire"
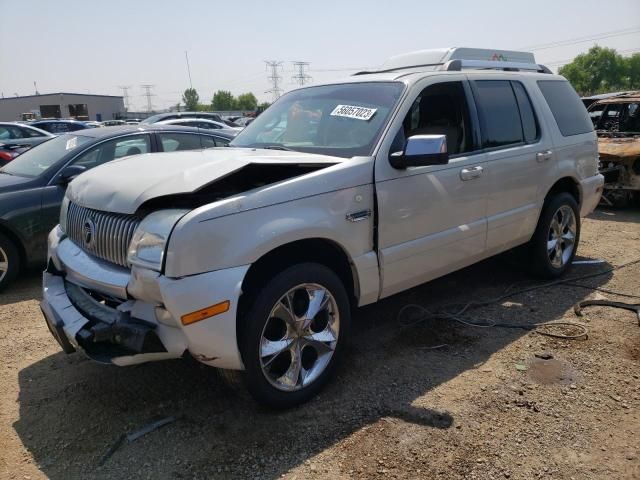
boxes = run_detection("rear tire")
[528,192,580,279]
[0,232,20,292]
[240,263,350,408]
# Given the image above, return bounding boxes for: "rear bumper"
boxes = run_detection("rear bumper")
[41,226,248,369]
[579,174,604,216]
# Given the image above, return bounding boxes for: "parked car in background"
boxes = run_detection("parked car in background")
[588,91,640,206]
[100,120,126,127]
[30,119,90,134]
[157,118,242,134]
[0,124,234,291]
[39,47,602,408]
[0,122,55,165]
[141,111,224,124]
[84,121,102,128]
[0,122,55,147]
[0,144,30,166]
[233,116,255,127]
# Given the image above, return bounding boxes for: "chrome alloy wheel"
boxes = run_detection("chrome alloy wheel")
[547,205,577,268]
[0,246,8,283]
[259,283,340,392]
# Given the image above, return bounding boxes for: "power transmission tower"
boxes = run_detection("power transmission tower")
[291,61,312,86]
[140,84,156,113]
[265,61,284,102]
[118,85,131,111]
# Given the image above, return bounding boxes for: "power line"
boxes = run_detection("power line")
[185,51,193,90]
[265,61,284,102]
[309,66,371,72]
[140,84,156,113]
[117,85,132,111]
[519,26,640,51]
[291,61,312,86]
[545,47,640,67]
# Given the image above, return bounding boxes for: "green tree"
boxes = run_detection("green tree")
[624,53,640,90]
[211,90,236,110]
[559,46,630,96]
[235,92,258,110]
[182,88,200,111]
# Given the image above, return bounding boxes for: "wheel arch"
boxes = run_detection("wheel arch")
[545,176,581,207]
[237,238,359,345]
[0,220,27,270]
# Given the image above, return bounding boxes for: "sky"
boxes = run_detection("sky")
[1,0,639,111]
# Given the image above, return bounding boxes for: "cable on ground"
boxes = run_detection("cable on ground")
[396,257,640,340]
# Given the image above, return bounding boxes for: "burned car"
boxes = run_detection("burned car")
[588,92,640,206]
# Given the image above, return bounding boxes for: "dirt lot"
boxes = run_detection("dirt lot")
[1,208,639,480]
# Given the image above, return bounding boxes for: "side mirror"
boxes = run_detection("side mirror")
[389,134,449,169]
[57,165,86,184]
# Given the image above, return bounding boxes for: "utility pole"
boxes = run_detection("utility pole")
[265,61,284,102]
[140,84,156,113]
[118,85,131,111]
[33,81,40,95]
[291,61,312,86]
[185,51,193,90]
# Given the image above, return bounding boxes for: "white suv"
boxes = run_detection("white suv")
[41,48,603,407]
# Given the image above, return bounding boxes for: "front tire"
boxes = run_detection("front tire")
[529,192,580,278]
[240,263,350,408]
[0,232,20,292]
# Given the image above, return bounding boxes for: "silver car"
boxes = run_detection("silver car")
[41,47,603,408]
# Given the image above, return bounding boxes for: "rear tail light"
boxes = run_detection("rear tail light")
[0,151,16,161]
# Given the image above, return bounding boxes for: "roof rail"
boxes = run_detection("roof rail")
[441,59,552,74]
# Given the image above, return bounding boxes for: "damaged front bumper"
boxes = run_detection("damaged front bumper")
[41,226,248,369]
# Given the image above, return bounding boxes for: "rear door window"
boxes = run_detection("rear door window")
[512,82,540,143]
[158,132,208,151]
[213,136,230,146]
[472,80,523,148]
[537,80,593,136]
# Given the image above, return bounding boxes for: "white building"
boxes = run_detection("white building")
[0,92,124,122]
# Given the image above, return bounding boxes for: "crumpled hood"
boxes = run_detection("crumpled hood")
[67,148,342,214]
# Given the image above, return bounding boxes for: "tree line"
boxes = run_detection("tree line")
[559,46,640,96]
[181,89,270,112]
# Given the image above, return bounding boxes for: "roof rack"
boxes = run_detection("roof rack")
[353,48,553,76]
[441,59,552,74]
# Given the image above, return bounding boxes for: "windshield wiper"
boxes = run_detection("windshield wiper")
[251,144,295,151]
[0,170,14,176]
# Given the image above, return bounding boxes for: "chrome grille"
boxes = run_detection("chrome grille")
[65,202,140,267]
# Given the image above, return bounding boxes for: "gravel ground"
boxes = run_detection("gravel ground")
[1,207,639,480]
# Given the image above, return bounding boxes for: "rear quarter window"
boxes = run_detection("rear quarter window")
[537,80,593,136]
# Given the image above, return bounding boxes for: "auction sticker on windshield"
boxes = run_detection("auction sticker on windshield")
[66,137,78,150]
[330,105,377,121]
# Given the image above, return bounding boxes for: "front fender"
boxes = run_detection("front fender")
[164,184,374,279]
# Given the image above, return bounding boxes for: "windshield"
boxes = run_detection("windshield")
[230,82,405,158]
[0,134,93,177]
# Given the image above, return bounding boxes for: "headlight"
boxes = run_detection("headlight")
[59,196,70,233]
[127,209,188,271]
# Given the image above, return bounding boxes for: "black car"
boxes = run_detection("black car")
[0,124,234,290]
[30,119,90,134]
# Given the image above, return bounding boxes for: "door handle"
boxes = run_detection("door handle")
[536,150,553,162]
[460,165,483,181]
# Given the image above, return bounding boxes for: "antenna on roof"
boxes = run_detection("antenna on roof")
[34,81,40,95]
